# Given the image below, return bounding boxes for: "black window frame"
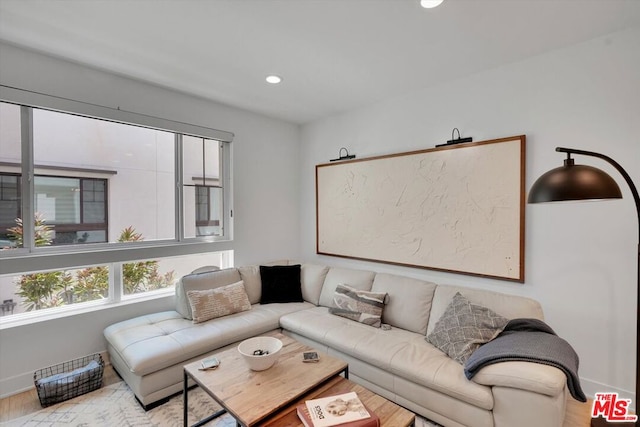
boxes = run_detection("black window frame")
[0,173,21,240]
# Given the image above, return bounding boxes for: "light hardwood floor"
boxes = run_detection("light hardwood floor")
[0,364,595,426]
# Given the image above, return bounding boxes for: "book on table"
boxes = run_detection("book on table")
[297,391,379,427]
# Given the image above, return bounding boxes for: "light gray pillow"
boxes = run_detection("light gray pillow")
[176,268,242,319]
[187,281,251,324]
[426,292,508,364]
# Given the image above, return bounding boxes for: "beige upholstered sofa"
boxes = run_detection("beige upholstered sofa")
[103,261,570,427]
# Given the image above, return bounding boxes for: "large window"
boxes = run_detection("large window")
[0,90,233,321]
[0,101,231,251]
[0,251,230,317]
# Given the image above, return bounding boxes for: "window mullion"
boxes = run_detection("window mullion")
[175,134,184,241]
[111,263,122,303]
[20,106,34,251]
[222,141,232,240]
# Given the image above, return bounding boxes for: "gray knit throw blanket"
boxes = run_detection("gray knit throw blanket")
[464,318,587,402]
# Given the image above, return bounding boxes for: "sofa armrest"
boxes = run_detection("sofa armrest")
[492,384,568,427]
[469,361,566,397]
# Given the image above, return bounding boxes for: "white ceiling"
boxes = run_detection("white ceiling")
[1,0,639,124]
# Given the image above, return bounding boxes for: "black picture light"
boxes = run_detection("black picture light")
[330,147,356,162]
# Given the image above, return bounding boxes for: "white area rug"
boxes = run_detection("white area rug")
[2,382,438,426]
[2,382,232,427]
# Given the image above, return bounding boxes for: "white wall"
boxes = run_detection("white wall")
[2,25,638,404]
[300,26,640,402]
[0,41,301,396]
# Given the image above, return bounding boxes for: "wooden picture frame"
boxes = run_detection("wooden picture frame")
[316,135,526,282]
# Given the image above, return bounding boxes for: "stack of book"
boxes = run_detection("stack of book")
[297,391,380,427]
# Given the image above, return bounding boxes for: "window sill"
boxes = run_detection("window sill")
[0,288,174,330]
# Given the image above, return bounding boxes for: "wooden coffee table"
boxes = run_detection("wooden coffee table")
[183,332,348,427]
[183,332,414,427]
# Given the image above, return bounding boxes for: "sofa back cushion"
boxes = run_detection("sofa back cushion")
[176,268,242,319]
[318,267,376,308]
[301,264,330,305]
[426,284,544,335]
[238,265,264,304]
[371,273,437,334]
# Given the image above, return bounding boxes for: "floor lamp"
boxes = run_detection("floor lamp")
[528,147,639,427]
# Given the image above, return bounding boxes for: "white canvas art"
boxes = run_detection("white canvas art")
[316,136,525,282]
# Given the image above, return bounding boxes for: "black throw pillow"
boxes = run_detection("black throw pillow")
[259,264,303,304]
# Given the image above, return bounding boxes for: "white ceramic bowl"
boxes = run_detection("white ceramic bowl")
[237,336,283,371]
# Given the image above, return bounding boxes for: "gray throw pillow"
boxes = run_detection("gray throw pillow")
[426,292,508,364]
[329,283,388,328]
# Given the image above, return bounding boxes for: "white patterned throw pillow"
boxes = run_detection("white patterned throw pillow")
[426,292,508,364]
[187,280,251,324]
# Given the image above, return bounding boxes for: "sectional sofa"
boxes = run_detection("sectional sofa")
[103,261,571,427]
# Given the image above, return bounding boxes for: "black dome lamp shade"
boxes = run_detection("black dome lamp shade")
[528,151,622,203]
[528,146,639,427]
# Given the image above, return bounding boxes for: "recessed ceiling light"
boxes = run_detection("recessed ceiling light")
[266,75,282,84]
[420,0,444,8]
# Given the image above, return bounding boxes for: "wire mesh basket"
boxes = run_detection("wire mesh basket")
[34,353,104,407]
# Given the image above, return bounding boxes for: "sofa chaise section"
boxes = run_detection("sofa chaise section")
[104,263,313,408]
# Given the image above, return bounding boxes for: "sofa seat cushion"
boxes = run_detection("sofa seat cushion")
[105,303,312,376]
[280,307,493,409]
[281,306,415,367]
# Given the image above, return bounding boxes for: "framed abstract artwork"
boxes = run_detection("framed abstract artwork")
[316,135,526,282]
